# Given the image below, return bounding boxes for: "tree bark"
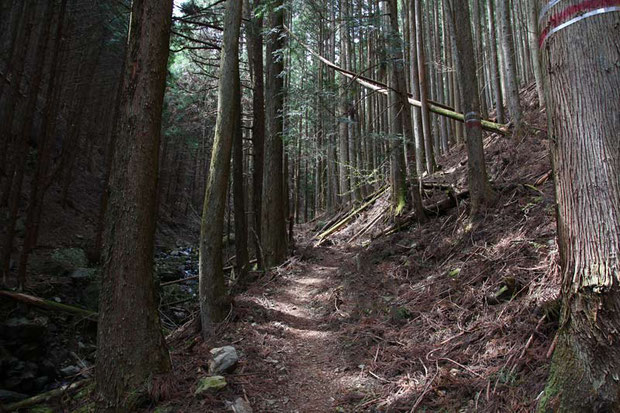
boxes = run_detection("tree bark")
[261,0,287,268]
[446,0,496,216]
[95,0,173,410]
[246,0,265,269]
[199,0,243,337]
[538,2,620,411]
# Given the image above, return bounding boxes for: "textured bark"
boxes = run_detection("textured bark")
[538,2,620,411]
[447,0,496,216]
[496,0,521,123]
[261,0,287,268]
[95,0,173,410]
[199,0,243,336]
[246,0,265,269]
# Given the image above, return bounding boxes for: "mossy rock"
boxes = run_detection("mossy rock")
[30,248,90,276]
[195,376,227,395]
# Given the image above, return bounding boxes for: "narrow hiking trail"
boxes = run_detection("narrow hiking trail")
[232,244,367,412]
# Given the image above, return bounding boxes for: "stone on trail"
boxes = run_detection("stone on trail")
[228,397,253,413]
[208,346,239,374]
[195,376,227,394]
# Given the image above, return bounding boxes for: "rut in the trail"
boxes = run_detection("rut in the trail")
[234,246,371,413]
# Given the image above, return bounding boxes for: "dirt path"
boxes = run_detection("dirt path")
[234,245,370,412]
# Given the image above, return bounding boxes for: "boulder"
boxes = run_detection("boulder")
[2,318,47,341]
[0,389,28,403]
[195,376,227,395]
[208,346,239,374]
[60,365,80,377]
[50,248,88,274]
[70,268,97,280]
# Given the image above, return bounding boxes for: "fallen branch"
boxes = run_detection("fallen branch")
[0,290,97,321]
[286,27,509,136]
[3,380,89,412]
[348,206,388,243]
[316,186,389,244]
[381,190,470,236]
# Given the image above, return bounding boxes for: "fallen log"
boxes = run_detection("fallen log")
[286,27,509,136]
[0,290,97,321]
[3,380,89,412]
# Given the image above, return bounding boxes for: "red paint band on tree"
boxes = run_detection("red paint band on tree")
[539,0,620,47]
[464,112,482,129]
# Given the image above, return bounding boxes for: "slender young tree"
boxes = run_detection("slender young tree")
[538,2,620,410]
[446,0,496,216]
[414,0,436,173]
[261,0,287,268]
[95,0,173,409]
[199,0,243,337]
[387,0,425,218]
[486,0,505,123]
[232,75,249,279]
[496,0,521,123]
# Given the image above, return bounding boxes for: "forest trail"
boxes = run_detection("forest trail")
[232,244,361,412]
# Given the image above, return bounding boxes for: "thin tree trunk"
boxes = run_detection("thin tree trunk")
[414,0,436,173]
[446,0,496,216]
[232,77,249,280]
[486,0,505,123]
[496,0,521,123]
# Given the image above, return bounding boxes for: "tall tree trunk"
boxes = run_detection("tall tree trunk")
[95,0,173,409]
[1,1,53,283]
[496,0,521,123]
[486,0,505,123]
[246,0,265,269]
[414,0,436,173]
[526,0,545,107]
[387,0,425,218]
[446,0,496,216]
[538,2,620,411]
[233,79,249,280]
[261,0,287,268]
[338,2,351,206]
[199,0,243,336]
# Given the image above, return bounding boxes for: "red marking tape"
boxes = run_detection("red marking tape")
[464,112,482,129]
[539,0,620,47]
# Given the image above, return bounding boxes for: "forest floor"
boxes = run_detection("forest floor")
[140,84,560,413]
[1,84,561,412]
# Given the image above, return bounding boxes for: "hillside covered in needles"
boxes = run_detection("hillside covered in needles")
[0,0,618,412]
